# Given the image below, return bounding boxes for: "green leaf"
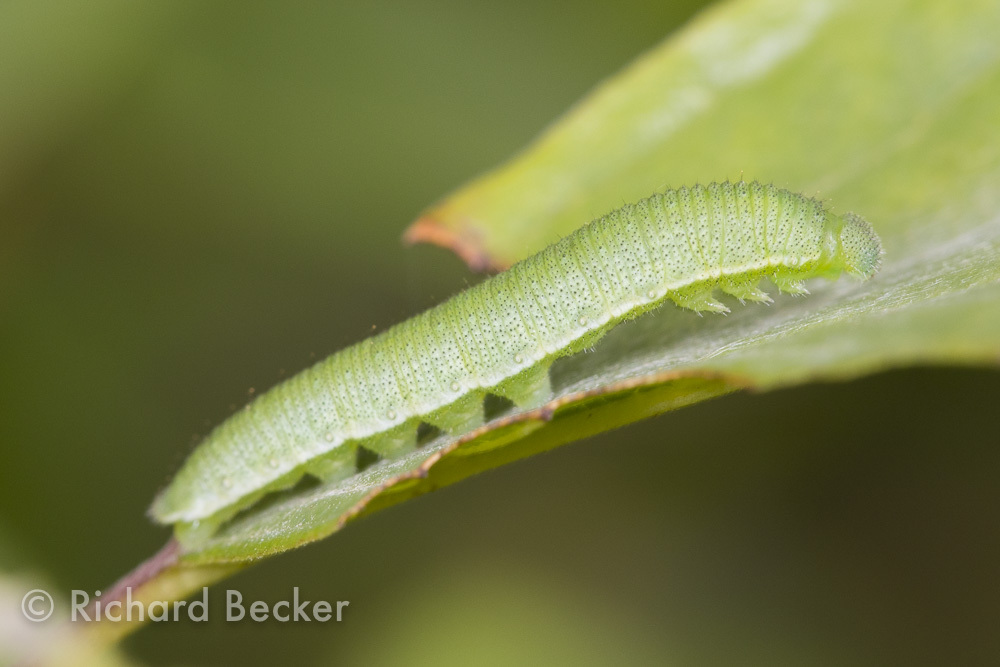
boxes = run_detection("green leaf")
[107,0,1000,638]
[407,0,1000,273]
[185,0,1000,563]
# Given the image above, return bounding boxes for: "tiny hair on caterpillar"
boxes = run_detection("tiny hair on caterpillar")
[151,180,882,545]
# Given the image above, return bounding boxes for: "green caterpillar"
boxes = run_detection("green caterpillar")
[152,181,882,544]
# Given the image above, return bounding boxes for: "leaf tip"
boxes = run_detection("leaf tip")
[403,215,506,273]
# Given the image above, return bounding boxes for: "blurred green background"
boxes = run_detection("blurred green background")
[2,1,999,665]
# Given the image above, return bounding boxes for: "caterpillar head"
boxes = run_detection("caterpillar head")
[839,212,882,279]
